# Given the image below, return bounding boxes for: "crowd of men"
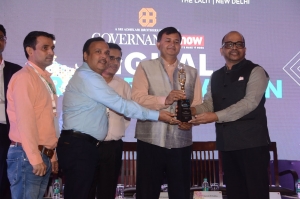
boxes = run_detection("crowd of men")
[0,24,271,199]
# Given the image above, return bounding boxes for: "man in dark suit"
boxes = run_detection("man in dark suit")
[0,24,22,199]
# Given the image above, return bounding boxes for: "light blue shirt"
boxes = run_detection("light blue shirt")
[63,62,159,140]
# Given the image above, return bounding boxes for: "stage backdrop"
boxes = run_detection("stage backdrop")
[1,0,299,160]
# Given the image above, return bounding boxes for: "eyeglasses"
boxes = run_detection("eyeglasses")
[0,36,7,41]
[109,56,122,62]
[222,41,245,49]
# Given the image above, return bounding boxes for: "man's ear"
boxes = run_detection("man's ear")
[26,46,33,57]
[83,52,87,61]
[220,48,224,56]
[156,42,160,51]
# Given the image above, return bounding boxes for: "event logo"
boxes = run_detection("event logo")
[139,8,157,27]
[283,51,300,86]
[181,35,204,47]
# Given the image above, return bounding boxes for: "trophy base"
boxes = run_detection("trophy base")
[177,99,192,122]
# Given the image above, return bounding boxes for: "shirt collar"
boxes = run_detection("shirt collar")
[161,57,178,68]
[28,61,52,78]
[0,59,5,70]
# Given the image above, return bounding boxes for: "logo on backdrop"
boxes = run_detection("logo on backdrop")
[283,51,300,87]
[139,8,157,27]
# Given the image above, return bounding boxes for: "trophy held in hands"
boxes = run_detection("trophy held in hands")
[177,64,192,122]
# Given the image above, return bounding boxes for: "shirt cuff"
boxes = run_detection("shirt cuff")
[147,110,159,121]
[51,150,58,162]
[215,111,226,123]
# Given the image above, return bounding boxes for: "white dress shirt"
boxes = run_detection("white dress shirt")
[0,59,6,124]
[105,75,131,141]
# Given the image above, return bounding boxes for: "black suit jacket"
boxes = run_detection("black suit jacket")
[3,61,22,134]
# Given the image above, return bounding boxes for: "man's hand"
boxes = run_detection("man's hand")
[190,107,197,116]
[165,90,186,105]
[51,161,59,174]
[158,110,180,124]
[178,122,192,130]
[32,162,47,176]
[189,112,218,125]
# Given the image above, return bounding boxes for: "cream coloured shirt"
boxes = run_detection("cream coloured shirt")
[104,76,131,141]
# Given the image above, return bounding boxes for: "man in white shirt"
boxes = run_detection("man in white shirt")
[95,43,131,199]
[0,24,22,199]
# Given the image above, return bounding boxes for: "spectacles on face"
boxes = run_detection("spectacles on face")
[0,36,7,42]
[109,56,122,62]
[222,41,245,49]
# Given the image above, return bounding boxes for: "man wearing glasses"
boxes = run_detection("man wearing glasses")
[95,43,131,199]
[189,31,271,199]
[0,24,22,199]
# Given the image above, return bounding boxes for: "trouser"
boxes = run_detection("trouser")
[7,146,52,199]
[0,124,11,199]
[221,145,270,199]
[57,132,101,199]
[136,140,192,199]
[94,139,123,199]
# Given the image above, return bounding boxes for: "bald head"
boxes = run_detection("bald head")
[222,31,245,46]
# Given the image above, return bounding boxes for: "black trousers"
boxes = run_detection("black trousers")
[94,139,123,199]
[0,123,11,199]
[136,140,192,199]
[221,146,270,199]
[57,133,101,199]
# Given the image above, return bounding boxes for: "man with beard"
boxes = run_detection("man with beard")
[0,24,22,199]
[57,37,177,199]
[95,43,131,199]
[189,31,271,199]
[6,31,59,199]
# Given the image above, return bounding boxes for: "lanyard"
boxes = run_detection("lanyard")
[26,62,57,113]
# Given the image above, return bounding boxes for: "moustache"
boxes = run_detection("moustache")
[98,59,107,64]
[229,50,239,54]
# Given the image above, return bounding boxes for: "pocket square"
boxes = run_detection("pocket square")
[238,76,244,81]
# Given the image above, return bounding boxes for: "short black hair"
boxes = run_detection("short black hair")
[157,27,182,43]
[23,31,55,59]
[0,24,6,36]
[221,31,245,45]
[107,43,122,57]
[82,37,106,61]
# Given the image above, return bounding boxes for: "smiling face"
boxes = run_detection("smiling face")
[156,32,181,59]
[104,48,122,77]
[220,31,246,69]
[83,41,110,75]
[26,36,55,70]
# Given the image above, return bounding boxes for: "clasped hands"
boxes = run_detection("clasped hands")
[158,90,192,130]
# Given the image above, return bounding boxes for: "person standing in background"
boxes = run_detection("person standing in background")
[189,31,271,199]
[0,24,22,199]
[6,31,59,199]
[132,27,202,199]
[95,43,131,199]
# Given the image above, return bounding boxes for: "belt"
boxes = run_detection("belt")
[61,130,102,147]
[10,141,55,159]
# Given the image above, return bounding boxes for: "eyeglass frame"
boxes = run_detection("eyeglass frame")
[109,56,122,62]
[222,41,245,49]
[0,36,7,42]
